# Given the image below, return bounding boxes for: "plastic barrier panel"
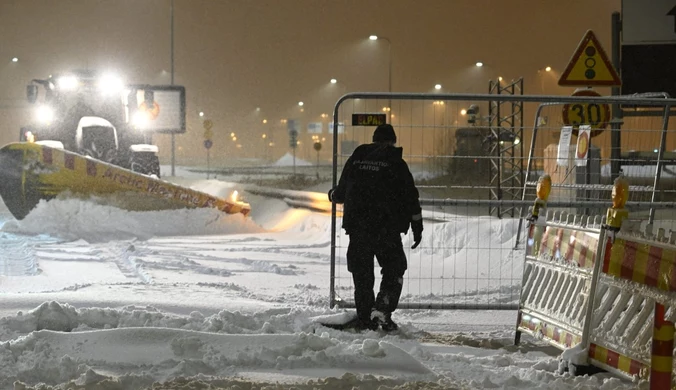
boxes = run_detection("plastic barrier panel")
[516,212,602,350]
[588,230,676,383]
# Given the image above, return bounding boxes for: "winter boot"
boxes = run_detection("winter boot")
[354,317,379,331]
[370,309,398,332]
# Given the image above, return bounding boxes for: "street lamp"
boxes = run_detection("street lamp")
[11,57,18,63]
[537,66,555,93]
[369,34,392,122]
[330,78,337,84]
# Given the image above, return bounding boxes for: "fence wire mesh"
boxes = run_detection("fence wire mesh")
[330,92,676,311]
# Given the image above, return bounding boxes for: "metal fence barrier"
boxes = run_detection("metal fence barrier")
[329,92,676,312]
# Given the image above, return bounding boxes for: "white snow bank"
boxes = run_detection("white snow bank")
[1,198,263,242]
[0,302,434,389]
[274,152,313,166]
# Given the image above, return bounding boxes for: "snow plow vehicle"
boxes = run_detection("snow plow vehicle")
[0,70,252,220]
[22,69,186,177]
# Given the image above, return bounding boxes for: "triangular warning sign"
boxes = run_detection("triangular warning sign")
[558,30,621,87]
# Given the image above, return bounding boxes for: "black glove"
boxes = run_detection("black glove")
[411,219,423,249]
[327,188,335,202]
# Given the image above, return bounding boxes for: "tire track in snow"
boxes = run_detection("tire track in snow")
[29,241,153,284]
[107,243,154,284]
[0,234,39,276]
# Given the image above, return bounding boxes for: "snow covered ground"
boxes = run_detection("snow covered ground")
[0,165,643,389]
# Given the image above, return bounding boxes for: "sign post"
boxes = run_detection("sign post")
[558,30,621,192]
[287,119,300,176]
[313,141,322,179]
[203,119,214,179]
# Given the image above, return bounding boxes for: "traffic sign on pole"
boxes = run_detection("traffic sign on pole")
[558,30,621,87]
[575,125,591,166]
[203,119,214,141]
[203,139,213,149]
[562,88,610,138]
[289,130,298,148]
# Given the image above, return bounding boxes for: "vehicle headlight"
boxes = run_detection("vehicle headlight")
[132,111,150,129]
[36,105,54,124]
[24,131,36,143]
[98,74,123,94]
[57,75,78,91]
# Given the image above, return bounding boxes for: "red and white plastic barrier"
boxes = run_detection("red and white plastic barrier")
[517,213,676,388]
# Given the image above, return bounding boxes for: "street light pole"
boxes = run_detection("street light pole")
[169,0,176,176]
[369,35,392,122]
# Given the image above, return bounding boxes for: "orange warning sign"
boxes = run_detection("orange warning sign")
[558,30,621,87]
[576,129,590,159]
[139,101,161,120]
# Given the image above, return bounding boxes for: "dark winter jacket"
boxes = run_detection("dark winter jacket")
[329,143,422,235]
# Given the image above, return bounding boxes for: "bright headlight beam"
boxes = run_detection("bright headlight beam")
[36,105,54,124]
[132,111,150,128]
[57,75,78,90]
[98,74,124,94]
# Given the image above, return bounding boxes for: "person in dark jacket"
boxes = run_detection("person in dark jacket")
[328,124,423,331]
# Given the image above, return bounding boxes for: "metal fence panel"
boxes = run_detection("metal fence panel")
[330,92,676,311]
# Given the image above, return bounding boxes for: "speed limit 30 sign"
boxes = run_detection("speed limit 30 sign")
[562,88,610,138]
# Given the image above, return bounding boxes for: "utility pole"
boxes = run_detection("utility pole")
[610,11,623,181]
[170,0,176,177]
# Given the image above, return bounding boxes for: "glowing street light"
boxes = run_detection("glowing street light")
[538,66,555,92]
[369,34,392,122]
[330,78,337,84]
[199,111,204,117]
[11,57,18,63]
[434,84,442,90]
[475,61,484,67]
[298,101,304,106]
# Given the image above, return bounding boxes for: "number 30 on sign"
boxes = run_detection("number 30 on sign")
[562,88,610,138]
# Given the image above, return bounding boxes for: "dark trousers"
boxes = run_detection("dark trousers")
[347,231,407,324]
